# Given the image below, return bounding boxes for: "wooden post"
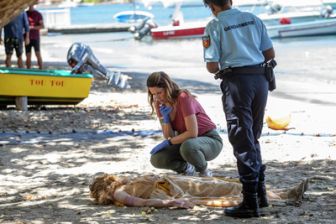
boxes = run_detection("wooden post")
[15,96,28,111]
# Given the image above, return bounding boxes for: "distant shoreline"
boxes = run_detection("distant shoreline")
[37,0,136,9]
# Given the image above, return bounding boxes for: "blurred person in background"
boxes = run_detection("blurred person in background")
[26,1,44,69]
[0,12,30,68]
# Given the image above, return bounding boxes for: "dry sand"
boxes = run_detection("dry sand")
[0,76,335,223]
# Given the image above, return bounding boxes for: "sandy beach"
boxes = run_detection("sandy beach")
[1,33,336,223]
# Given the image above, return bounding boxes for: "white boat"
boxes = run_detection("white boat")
[258,0,334,25]
[267,16,336,38]
[113,10,154,23]
[260,10,326,26]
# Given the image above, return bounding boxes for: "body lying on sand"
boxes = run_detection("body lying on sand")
[90,173,309,209]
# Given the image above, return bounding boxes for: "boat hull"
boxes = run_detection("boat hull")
[267,18,336,38]
[0,67,93,105]
[151,21,206,39]
[150,16,336,40]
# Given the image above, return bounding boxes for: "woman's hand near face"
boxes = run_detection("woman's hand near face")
[159,105,173,124]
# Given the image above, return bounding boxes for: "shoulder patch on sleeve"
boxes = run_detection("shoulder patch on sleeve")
[202,35,210,48]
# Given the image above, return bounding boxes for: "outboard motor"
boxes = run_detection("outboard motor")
[67,42,130,89]
[134,19,157,40]
[320,5,333,18]
[129,17,150,33]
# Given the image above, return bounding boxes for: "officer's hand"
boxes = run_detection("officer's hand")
[159,105,172,124]
[150,140,170,155]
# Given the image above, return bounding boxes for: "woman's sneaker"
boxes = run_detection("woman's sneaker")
[183,163,196,176]
[199,169,213,177]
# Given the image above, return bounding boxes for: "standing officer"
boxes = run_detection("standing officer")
[202,0,275,218]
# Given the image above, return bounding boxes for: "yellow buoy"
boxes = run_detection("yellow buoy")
[266,114,291,130]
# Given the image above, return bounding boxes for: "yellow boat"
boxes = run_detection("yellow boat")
[0,67,93,105]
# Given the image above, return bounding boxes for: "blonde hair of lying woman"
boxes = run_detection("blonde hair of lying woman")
[89,174,308,208]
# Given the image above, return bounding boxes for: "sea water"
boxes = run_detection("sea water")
[70,3,212,25]
[65,2,265,26]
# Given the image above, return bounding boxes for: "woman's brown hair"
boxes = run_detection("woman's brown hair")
[89,174,125,205]
[146,71,191,114]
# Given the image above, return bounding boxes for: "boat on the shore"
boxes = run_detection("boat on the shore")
[267,16,336,38]
[132,0,336,40]
[0,67,93,106]
[150,20,207,39]
[260,0,336,38]
[113,10,154,23]
[258,0,335,25]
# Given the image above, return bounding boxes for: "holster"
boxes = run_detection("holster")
[264,59,277,91]
[214,68,232,80]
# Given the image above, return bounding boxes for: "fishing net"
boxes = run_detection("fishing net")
[0,0,37,27]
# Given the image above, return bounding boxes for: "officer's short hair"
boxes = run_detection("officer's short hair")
[203,0,229,7]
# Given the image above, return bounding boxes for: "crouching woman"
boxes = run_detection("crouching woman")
[146,71,223,177]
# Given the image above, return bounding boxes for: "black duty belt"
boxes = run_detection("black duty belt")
[214,65,266,80]
[230,67,265,74]
[214,59,278,92]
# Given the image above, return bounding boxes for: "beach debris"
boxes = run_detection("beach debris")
[141,207,156,215]
[266,114,291,130]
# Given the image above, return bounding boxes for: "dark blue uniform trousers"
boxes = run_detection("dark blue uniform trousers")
[220,72,268,192]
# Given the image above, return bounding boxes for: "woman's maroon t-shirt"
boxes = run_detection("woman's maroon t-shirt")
[157,92,216,136]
